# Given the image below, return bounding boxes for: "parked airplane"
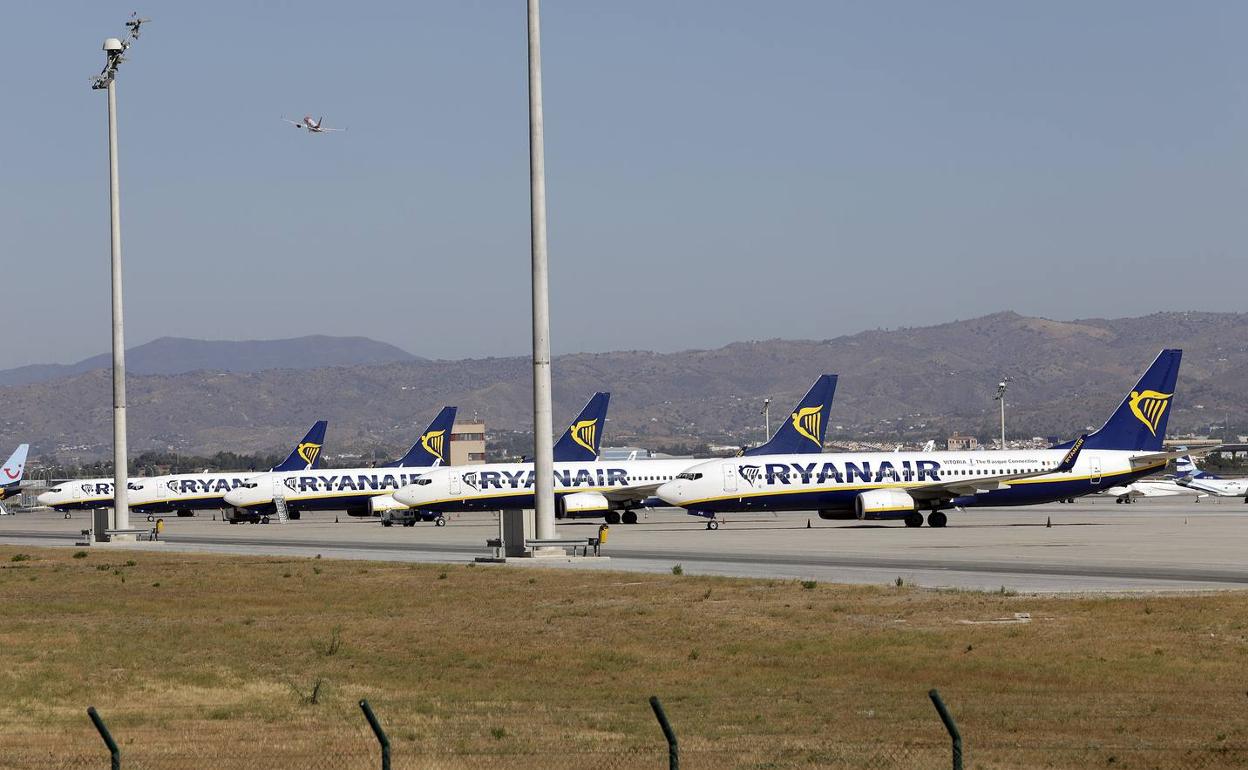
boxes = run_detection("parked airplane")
[1101,477,1205,503]
[658,350,1184,528]
[222,407,459,522]
[389,375,838,525]
[1174,456,1248,500]
[37,422,327,515]
[282,115,346,133]
[126,421,329,520]
[0,444,30,513]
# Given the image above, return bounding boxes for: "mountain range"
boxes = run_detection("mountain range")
[2,312,1244,461]
[0,335,419,388]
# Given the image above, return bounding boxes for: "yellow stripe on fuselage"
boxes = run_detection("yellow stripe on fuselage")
[675,462,1165,509]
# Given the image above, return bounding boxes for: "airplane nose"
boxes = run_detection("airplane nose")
[656,481,684,506]
[222,489,246,507]
[392,486,418,507]
[36,492,53,506]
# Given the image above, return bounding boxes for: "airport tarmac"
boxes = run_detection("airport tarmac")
[1,497,1245,592]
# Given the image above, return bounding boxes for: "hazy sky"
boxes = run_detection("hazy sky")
[3,1,1246,368]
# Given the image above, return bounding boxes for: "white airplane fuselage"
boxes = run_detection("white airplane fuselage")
[392,458,702,517]
[657,448,1167,519]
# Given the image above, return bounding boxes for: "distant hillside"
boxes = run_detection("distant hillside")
[0,335,419,387]
[2,312,1245,460]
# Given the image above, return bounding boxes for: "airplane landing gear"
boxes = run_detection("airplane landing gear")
[927,510,947,528]
[605,511,621,525]
[706,519,719,530]
[622,510,638,524]
[904,512,924,528]
[434,516,447,527]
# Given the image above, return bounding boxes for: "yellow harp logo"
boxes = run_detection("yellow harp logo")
[296,442,322,466]
[791,405,822,446]
[1128,390,1172,436]
[570,419,598,454]
[421,429,447,462]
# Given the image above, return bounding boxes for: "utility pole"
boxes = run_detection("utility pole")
[760,398,772,443]
[527,0,556,543]
[993,378,1011,450]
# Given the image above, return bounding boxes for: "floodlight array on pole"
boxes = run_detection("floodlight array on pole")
[761,398,772,444]
[993,377,1012,450]
[91,15,148,534]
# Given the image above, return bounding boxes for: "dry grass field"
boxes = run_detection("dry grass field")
[1,545,1246,768]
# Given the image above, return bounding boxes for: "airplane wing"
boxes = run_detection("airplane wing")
[281,117,302,127]
[319,127,347,132]
[901,436,1087,504]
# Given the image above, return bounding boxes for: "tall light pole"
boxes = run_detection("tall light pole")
[993,378,1011,450]
[93,37,132,532]
[527,0,556,542]
[760,398,772,444]
[91,15,148,534]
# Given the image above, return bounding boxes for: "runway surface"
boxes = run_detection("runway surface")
[2,496,1246,592]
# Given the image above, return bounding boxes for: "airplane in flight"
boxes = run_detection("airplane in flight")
[223,407,459,523]
[389,375,839,526]
[282,115,346,133]
[0,444,30,513]
[1174,456,1248,500]
[658,350,1185,528]
[126,421,329,520]
[37,422,327,515]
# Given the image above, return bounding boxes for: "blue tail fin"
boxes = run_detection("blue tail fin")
[553,392,611,462]
[1,443,29,489]
[386,406,458,467]
[271,421,328,472]
[1064,349,1182,452]
[744,374,838,456]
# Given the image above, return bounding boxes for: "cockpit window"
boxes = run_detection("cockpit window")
[675,472,702,481]
[414,478,432,486]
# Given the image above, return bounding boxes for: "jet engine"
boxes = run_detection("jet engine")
[854,488,916,520]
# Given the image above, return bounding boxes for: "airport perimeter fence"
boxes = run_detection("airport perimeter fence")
[5,692,1248,770]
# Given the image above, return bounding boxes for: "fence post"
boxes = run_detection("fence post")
[87,706,121,770]
[928,689,963,770]
[649,696,679,770]
[359,699,391,770]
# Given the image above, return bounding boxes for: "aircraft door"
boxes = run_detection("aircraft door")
[273,475,286,500]
[1089,457,1102,486]
[449,474,462,496]
[723,465,738,493]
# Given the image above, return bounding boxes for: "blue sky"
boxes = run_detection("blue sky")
[3,1,1246,367]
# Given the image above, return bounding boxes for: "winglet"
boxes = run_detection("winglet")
[1056,435,1086,473]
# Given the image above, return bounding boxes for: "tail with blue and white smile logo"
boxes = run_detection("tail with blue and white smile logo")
[271,420,328,472]
[743,374,838,456]
[0,443,29,494]
[553,392,611,462]
[1060,349,1181,452]
[1175,455,1215,479]
[387,406,458,467]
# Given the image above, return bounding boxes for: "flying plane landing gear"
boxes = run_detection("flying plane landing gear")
[904,512,924,528]
[927,510,947,528]
[622,510,638,524]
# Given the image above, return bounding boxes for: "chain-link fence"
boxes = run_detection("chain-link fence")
[4,692,1246,770]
